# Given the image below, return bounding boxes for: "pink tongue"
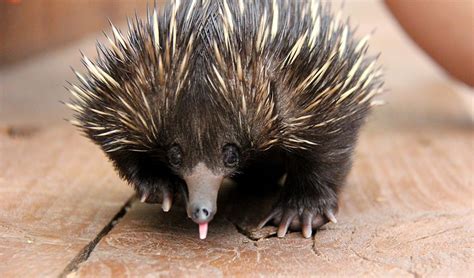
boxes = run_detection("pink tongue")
[199,223,208,239]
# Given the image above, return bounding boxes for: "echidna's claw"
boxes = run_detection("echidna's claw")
[324,209,338,224]
[258,203,336,238]
[257,209,280,229]
[161,190,173,212]
[140,191,149,203]
[277,210,297,237]
[301,210,313,238]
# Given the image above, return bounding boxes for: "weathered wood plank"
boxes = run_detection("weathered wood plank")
[0,127,133,277]
[70,124,473,277]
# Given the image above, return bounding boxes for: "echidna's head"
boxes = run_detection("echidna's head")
[69,77,247,229]
[160,92,245,226]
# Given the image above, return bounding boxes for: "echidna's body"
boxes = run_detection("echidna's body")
[67,0,383,239]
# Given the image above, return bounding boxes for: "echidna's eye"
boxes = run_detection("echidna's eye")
[168,145,183,167]
[223,144,239,168]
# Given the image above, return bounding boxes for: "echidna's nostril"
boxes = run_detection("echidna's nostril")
[193,208,201,219]
[190,204,213,223]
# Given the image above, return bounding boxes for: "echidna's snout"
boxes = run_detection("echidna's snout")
[189,202,214,224]
[183,163,223,237]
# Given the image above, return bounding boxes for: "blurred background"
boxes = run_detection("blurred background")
[1,0,160,126]
[0,0,153,65]
[0,0,472,127]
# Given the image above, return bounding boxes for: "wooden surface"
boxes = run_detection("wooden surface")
[0,1,472,277]
[0,127,133,277]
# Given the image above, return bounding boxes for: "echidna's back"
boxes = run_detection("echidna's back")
[67,0,382,154]
[205,0,383,151]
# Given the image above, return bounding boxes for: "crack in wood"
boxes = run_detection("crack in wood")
[405,226,462,244]
[59,196,136,278]
[350,248,421,278]
[311,235,333,264]
[311,238,323,257]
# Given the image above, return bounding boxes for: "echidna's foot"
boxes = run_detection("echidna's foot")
[138,181,175,212]
[258,201,337,238]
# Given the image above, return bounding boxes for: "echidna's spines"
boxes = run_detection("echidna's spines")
[200,0,382,151]
[68,1,214,153]
[67,0,383,156]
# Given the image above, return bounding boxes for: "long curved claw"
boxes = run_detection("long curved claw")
[257,202,337,238]
[140,191,149,203]
[324,209,338,224]
[162,190,173,212]
[277,210,297,238]
[258,209,280,229]
[301,210,313,238]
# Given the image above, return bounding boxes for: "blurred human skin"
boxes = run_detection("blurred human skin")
[385,0,474,87]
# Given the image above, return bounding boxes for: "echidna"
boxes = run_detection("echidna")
[66,0,383,239]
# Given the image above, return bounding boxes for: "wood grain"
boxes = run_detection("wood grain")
[0,127,133,277]
[70,126,473,277]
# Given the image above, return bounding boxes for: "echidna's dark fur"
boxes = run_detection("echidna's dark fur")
[67,0,383,238]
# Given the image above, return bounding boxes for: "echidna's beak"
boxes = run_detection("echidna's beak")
[183,163,223,239]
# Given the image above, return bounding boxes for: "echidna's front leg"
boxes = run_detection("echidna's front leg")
[258,158,342,238]
[137,178,176,212]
